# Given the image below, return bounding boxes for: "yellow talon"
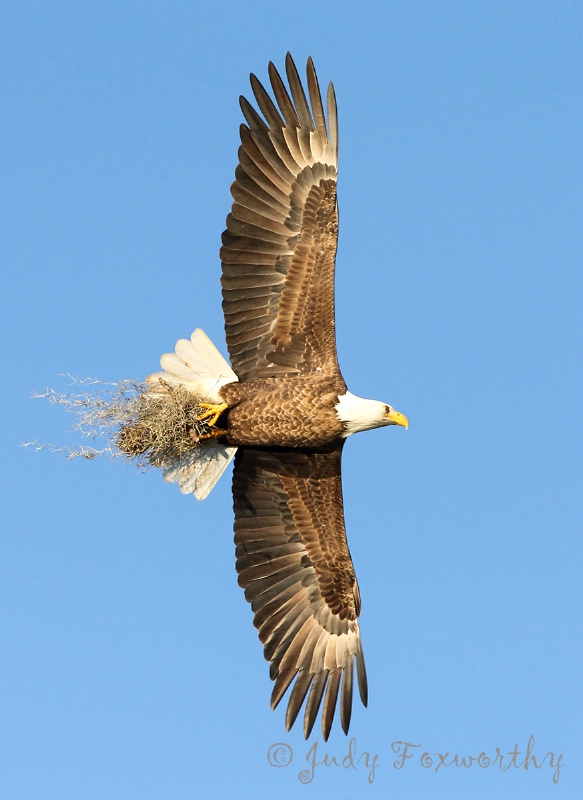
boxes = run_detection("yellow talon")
[197,428,228,440]
[197,402,228,429]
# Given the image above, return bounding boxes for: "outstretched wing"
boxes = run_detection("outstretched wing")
[232,444,367,740]
[221,54,341,382]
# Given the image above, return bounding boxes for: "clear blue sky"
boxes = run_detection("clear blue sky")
[1,2,581,798]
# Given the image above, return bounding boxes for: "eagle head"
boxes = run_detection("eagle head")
[335,391,408,437]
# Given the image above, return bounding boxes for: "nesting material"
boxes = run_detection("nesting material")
[30,376,217,468]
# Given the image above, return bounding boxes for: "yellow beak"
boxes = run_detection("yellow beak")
[386,408,409,429]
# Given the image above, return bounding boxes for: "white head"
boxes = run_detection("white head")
[335,391,409,438]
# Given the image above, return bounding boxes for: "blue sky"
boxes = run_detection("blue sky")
[1,1,581,798]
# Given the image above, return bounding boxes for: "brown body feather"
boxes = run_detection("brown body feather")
[220,375,346,448]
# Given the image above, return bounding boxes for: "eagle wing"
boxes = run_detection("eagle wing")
[232,444,367,740]
[221,54,341,382]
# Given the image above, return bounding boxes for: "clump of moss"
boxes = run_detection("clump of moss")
[115,381,214,467]
[29,376,216,469]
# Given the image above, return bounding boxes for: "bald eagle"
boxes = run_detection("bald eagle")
[145,54,408,740]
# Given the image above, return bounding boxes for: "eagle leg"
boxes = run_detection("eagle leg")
[197,427,228,440]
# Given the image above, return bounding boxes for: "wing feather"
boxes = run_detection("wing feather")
[232,444,367,741]
[250,73,286,129]
[303,669,328,739]
[284,53,314,131]
[322,667,342,738]
[306,57,326,142]
[221,54,341,382]
[340,658,354,734]
[268,61,301,127]
[285,668,314,731]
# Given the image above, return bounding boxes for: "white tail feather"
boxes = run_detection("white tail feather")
[146,328,238,401]
[162,441,237,500]
[147,329,239,500]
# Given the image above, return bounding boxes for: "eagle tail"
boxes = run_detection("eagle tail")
[159,439,237,500]
[145,328,239,500]
[146,328,238,400]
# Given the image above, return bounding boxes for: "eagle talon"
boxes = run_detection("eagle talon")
[197,427,228,441]
[197,401,228,429]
